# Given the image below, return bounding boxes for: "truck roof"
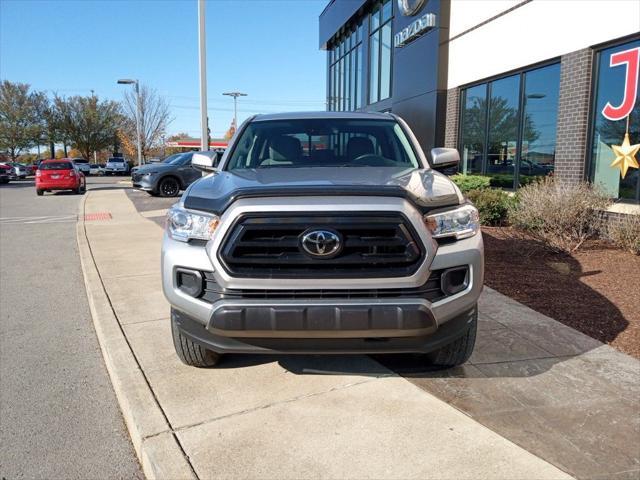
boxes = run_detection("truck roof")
[252,111,394,122]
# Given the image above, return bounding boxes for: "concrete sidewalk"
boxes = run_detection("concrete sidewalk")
[78,187,638,479]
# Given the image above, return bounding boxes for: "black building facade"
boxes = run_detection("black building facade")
[321,0,450,157]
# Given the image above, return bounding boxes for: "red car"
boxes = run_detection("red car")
[26,164,38,176]
[0,163,11,184]
[35,159,86,196]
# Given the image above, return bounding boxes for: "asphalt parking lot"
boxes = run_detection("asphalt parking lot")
[0,176,142,479]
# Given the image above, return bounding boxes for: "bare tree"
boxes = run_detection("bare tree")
[120,85,172,160]
[0,81,41,160]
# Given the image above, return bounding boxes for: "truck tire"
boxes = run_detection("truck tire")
[171,318,220,368]
[424,307,477,368]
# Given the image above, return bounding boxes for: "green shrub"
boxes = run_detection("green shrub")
[508,177,611,252]
[451,174,491,193]
[466,188,513,226]
[608,214,640,255]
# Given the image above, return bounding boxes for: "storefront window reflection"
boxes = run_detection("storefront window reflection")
[459,63,560,189]
[487,74,520,188]
[369,0,393,105]
[520,64,560,186]
[590,38,640,203]
[328,20,364,112]
[460,85,486,175]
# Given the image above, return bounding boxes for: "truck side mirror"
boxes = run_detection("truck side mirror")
[430,148,460,170]
[192,152,217,173]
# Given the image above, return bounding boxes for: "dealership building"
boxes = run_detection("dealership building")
[319,0,640,207]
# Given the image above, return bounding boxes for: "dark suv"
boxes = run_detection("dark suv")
[132,151,222,197]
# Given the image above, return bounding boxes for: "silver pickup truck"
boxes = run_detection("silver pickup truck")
[161,112,483,368]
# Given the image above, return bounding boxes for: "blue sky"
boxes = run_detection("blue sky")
[0,0,328,138]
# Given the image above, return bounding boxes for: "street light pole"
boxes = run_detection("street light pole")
[222,92,247,130]
[198,0,209,151]
[117,78,143,166]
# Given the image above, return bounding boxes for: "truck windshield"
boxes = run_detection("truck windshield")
[108,158,124,163]
[224,119,421,170]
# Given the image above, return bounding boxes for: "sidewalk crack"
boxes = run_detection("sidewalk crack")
[173,376,391,433]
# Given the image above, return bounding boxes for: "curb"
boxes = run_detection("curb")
[76,193,197,480]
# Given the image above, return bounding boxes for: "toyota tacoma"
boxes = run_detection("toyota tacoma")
[162,112,483,368]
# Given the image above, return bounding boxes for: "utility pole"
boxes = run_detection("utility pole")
[117,79,143,166]
[223,92,247,130]
[198,0,209,151]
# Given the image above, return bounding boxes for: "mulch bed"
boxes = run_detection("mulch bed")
[482,227,640,359]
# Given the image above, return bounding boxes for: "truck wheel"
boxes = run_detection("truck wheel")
[36,189,44,196]
[159,177,180,197]
[171,319,220,368]
[424,307,477,368]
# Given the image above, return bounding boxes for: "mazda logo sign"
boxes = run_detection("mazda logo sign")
[300,229,342,258]
[397,0,426,16]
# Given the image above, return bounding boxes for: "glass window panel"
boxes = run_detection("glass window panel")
[487,74,520,188]
[329,64,334,111]
[369,30,380,104]
[371,4,380,31]
[357,22,364,43]
[460,85,487,175]
[344,53,351,110]
[357,45,364,109]
[380,22,392,100]
[382,0,392,23]
[338,57,343,111]
[350,29,357,50]
[350,50,357,110]
[590,39,640,202]
[520,63,560,186]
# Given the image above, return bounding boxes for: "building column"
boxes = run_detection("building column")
[443,87,460,149]
[554,48,594,184]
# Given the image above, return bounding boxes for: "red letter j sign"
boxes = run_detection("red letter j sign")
[602,47,640,121]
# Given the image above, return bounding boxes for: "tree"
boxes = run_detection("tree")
[56,94,122,161]
[33,92,64,157]
[223,121,236,140]
[0,81,41,160]
[120,84,172,160]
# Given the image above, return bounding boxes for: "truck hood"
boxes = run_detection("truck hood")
[183,167,462,214]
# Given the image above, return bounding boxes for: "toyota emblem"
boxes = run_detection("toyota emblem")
[300,229,342,258]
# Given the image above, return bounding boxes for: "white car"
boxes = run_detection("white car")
[72,158,91,175]
[89,164,102,175]
[104,157,129,175]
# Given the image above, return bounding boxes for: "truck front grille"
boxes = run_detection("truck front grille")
[218,213,425,278]
[201,269,445,302]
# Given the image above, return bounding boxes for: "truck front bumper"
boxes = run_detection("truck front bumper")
[172,305,476,354]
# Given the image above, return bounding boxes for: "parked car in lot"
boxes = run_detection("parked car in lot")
[132,150,223,197]
[35,159,86,195]
[3,162,28,179]
[104,157,130,175]
[26,164,38,175]
[72,158,91,175]
[0,163,11,183]
[89,163,102,176]
[162,112,483,368]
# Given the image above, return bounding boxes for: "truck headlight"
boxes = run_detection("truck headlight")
[424,204,480,240]
[166,206,220,242]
